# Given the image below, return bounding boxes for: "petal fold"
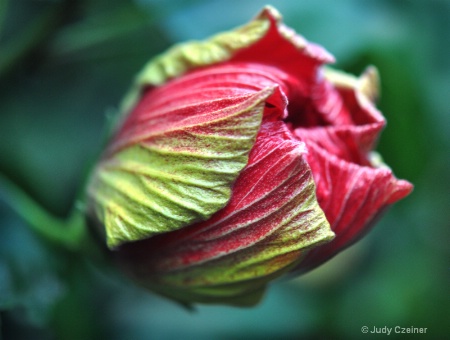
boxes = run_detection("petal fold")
[292,142,412,273]
[89,64,289,248]
[292,67,413,272]
[115,121,334,305]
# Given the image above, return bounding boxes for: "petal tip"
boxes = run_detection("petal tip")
[387,179,414,204]
[359,66,380,102]
[258,5,283,23]
[258,5,334,64]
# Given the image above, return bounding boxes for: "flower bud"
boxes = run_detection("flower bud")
[87,6,412,306]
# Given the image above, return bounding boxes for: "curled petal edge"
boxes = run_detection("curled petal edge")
[119,5,333,120]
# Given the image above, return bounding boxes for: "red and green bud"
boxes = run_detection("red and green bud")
[87,6,412,306]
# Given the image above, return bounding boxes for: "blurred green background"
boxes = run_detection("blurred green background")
[0,0,448,339]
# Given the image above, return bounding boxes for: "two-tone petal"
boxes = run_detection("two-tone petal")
[116,120,333,305]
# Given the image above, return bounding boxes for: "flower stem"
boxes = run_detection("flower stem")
[0,172,86,251]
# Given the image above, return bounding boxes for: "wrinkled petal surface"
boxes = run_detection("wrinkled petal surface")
[117,121,333,304]
[87,5,412,306]
[292,68,413,272]
[89,64,284,248]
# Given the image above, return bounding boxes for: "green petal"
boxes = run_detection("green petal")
[89,87,275,248]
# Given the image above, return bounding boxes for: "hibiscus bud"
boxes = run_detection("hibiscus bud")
[87,6,412,306]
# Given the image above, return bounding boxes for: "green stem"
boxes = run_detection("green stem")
[0,173,86,251]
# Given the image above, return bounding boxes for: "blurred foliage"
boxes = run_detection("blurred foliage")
[0,0,449,339]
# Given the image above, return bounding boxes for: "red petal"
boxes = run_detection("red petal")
[291,67,412,272]
[294,123,384,166]
[110,63,294,153]
[292,141,413,273]
[226,7,339,130]
[293,69,386,165]
[231,7,334,82]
